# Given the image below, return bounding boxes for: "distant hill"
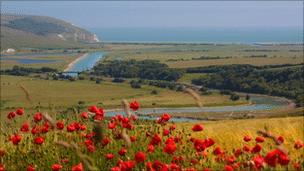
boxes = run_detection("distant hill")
[1,14,100,50]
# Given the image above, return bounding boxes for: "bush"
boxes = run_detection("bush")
[151,90,158,95]
[112,78,125,83]
[230,93,240,101]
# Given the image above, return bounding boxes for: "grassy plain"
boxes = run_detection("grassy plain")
[103,43,303,68]
[0,75,245,111]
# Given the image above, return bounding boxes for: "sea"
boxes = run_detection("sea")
[90,27,303,44]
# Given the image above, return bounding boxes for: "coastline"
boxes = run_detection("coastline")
[64,53,88,72]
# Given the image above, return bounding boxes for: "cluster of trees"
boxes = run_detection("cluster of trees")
[191,64,304,106]
[1,66,58,76]
[92,60,183,81]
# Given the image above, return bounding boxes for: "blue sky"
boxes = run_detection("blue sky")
[1,1,303,29]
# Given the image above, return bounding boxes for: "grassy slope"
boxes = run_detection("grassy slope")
[0,75,243,111]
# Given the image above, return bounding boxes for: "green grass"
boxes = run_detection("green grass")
[178,73,208,84]
[103,44,303,68]
[0,75,244,111]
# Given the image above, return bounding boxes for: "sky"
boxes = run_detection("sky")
[1,1,303,29]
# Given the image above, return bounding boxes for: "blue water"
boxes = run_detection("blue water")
[0,57,58,64]
[90,27,303,43]
[67,52,105,72]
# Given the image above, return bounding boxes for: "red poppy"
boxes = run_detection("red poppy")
[255,136,265,143]
[31,125,40,135]
[111,167,120,171]
[157,113,171,124]
[192,124,203,132]
[293,162,301,171]
[234,148,242,157]
[264,149,289,167]
[80,112,89,119]
[150,134,162,146]
[7,111,16,120]
[135,151,146,163]
[170,124,176,130]
[106,153,114,160]
[10,134,22,145]
[101,137,110,146]
[119,160,136,171]
[163,139,176,154]
[253,155,264,170]
[51,164,63,171]
[0,164,4,171]
[276,136,284,144]
[34,136,44,145]
[88,105,99,113]
[243,145,251,152]
[56,121,64,130]
[213,147,223,156]
[20,122,30,132]
[243,135,252,142]
[224,165,234,171]
[71,163,83,171]
[294,140,303,149]
[130,136,137,142]
[118,148,127,156]
[147,144,155,153]
[86,145,95,153]
[16,108,24,115]
[108,122,116,129]
[67,124,76,132]
[130,101,140,111]
[251,144,262,153]
[27,165,35,171]
[34,112,43,122]
[163,129,170,136]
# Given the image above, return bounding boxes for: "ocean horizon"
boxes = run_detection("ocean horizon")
[90,27,303,44]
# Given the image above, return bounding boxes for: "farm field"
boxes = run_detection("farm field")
[0,75,245,111]
[103,43,303,68]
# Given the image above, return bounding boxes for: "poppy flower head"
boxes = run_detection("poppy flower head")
[34,136,44,145]
[56,121,64,130]
[34,112,43,122]
[7,111,16,120]
[255,136,265,143]
[192,124,204,132]
[51,164,63,171]
[16,108,24,115]
[134,151,146,162]
[10,134,22,145]
[20,122,30,132]
[71,163,83,171]
[129,101,140,111]
[243,135,252,142]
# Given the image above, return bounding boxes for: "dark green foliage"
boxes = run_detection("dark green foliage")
[112,78,125,83]
[1,65,58,76]
[92,60,183,81]
[130,80,141,89]
[230,93,240,101]
[192,64,304,106]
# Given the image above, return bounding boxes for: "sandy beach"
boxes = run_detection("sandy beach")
[64,53,88,72]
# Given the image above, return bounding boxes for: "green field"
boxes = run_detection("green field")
[103,43,303,68]
[0,75,245,112]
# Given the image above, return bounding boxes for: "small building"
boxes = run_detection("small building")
[6,48,16,54]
